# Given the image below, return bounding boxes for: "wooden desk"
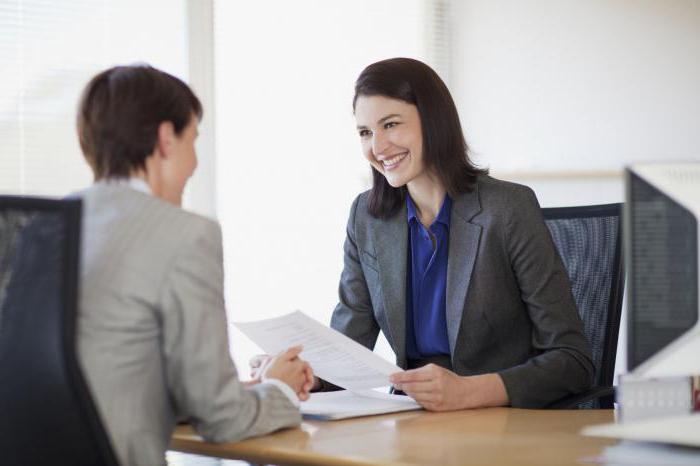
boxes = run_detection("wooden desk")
[170,408,616,466]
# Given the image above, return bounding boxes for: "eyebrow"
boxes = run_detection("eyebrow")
[356,113,402,130]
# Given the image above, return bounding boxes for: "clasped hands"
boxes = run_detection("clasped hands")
[248,346,314,401]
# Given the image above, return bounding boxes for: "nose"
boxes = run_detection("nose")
[371,131,389,157]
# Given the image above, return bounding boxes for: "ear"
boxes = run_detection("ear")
[155,121,176,159]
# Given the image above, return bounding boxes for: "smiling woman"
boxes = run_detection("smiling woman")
[352,58,487,221]
[324,57,596,411]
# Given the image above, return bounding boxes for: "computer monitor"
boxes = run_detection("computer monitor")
[626,162,700,374]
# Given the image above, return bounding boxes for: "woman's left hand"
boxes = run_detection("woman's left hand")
[389,364,508,411]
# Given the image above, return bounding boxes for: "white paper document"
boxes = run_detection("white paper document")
[582,413,700,448]
[235,311,423,420]
[301,390,421,420]
[235,310,402,390]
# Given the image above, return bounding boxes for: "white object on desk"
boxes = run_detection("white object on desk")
[617,375,695,422]
[301,390,421,420]
[582,413,700,448]
[235,310,402,390]
[594,441,700,466]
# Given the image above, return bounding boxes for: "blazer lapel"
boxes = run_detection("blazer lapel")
[371,205,408,368]
[446,187,482,357]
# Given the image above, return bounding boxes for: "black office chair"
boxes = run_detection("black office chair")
[542,203,625,409]
[0,196,119,466]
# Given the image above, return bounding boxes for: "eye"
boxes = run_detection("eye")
[358,129,372,138]
[384,121,399,129]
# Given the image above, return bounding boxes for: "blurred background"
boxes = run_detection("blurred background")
[2,0,699,381]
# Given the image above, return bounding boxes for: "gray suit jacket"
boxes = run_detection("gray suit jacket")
[330,175,594,408]
[76,184,300,466]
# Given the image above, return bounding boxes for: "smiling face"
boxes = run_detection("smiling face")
[354,95,427,189]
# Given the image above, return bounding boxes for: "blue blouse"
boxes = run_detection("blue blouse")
[405,194,452,359]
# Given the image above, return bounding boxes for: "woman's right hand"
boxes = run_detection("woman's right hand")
[249,351,320,396]
[255,346,315,401]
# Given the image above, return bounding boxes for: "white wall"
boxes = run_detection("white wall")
[450,0,700,179]
[448,0,700,378]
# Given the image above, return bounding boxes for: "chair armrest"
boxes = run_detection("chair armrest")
[545,386,615,409]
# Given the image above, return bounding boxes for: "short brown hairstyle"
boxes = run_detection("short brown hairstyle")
[77,64,202,180]
[353,58,488,219]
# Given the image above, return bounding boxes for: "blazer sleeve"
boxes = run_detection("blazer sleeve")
[497,187,595,408]
[158,219,301,442]
[321,195,380,391]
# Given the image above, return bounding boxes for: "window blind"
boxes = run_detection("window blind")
[0,0,189,196]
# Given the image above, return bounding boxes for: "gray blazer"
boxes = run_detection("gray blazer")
[76,184,300,466]
[330,175,594,408]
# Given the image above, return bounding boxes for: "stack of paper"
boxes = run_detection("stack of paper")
[301,390,421,420]
[235,311,422,420]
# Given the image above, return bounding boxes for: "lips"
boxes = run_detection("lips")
[380,152,408,170]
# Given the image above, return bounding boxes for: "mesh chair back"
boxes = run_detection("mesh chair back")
[0,196,118,466]
[543,203,624,409]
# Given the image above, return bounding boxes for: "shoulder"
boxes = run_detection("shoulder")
[474,177,551,256]
[475,175,538,213]
[345,189,373,226]
[343,189,389,254]
[353,189,372,215]
[78,184,221,255]
[471,175,541,223]
[451,175,541,233]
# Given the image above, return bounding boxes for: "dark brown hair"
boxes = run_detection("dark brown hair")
[77,64,202,180]
[353,58,487,218]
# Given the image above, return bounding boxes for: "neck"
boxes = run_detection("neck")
[407,173,446,227]
[130,169,163,198]
[131,155,182,206]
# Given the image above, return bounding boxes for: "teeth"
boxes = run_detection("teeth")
[382,152,407,167]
